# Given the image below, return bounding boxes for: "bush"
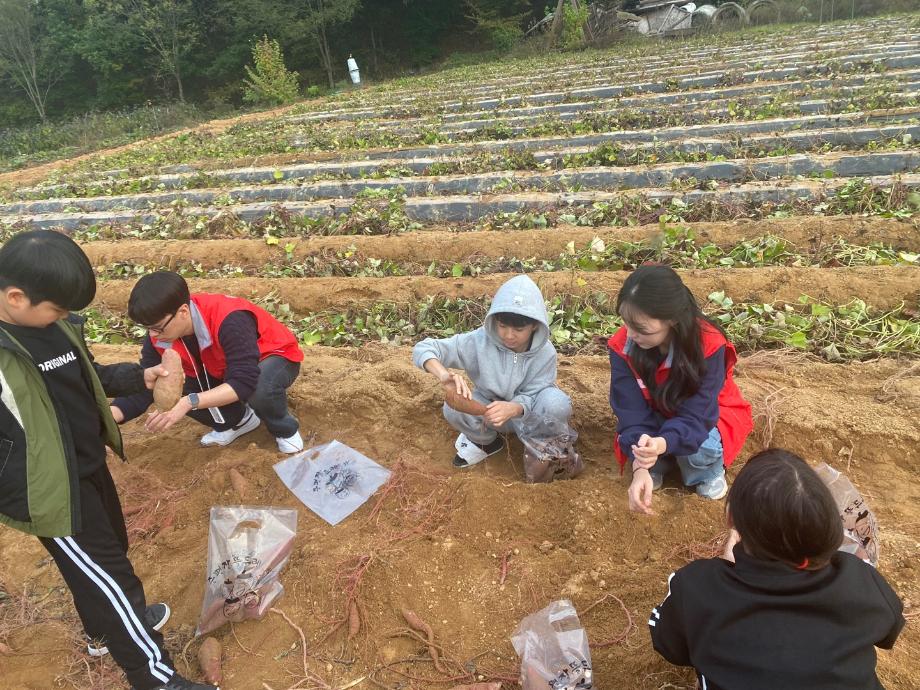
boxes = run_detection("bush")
[489,23,523,52]
[242,36,300,107]
[560,2,589,50]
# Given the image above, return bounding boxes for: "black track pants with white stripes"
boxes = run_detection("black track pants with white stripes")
[39,465,175,690]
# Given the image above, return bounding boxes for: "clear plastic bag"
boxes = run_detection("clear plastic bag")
[511,599,593,690]
[814,463,880,567]
[196,505,298,636]
[519,417,583,484]
[273,440,391,526]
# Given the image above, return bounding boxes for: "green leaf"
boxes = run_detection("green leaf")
[810,303,832,317]
[273,169,284,181]
[784,331,809,349]
[898,252,919,263]
[451,263,464,277]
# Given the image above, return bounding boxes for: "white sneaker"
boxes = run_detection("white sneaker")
[276,431,304,453]
[201,408,261,447]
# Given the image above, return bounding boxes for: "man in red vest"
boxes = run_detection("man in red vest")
[111,272,305,453]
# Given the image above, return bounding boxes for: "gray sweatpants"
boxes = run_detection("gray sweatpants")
[442,387,573,444]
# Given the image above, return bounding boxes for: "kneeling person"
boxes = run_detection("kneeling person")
[413,275,572,468]
[112,272,305,453]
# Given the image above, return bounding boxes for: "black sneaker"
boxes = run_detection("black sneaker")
[147,673,219,690]
[453,434,504,468]
[87,602,171,657]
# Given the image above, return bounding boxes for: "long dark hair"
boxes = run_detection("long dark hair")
[616,264,723,414]
[728,449,842,569]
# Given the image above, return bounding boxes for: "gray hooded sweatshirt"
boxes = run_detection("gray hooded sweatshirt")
[412,275,558,422]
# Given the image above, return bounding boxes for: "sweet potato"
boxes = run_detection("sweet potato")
[153,348,185,412]
[197,637,222,684]
[347,599,361,640]
[444,387,488,416]
[229,468,251,501]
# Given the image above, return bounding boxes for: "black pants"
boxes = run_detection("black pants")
[39,465,174,690]
[184,356,301,437]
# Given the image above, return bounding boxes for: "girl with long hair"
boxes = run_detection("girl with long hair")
[608,264,753,513]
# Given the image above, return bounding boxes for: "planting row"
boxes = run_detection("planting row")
[8,173,917,234]
[291,23,917,115]
[90,264,919,317]
[14,113,919,203]
[77,216,920,273]
[8,147,918,219]
[289,45,920,122]
[83,288,920,362]
[87,232,920,290]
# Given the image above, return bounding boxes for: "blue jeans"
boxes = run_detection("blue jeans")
[650,427,724,487]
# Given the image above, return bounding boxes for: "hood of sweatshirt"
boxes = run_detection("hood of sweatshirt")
[484,275,550,354]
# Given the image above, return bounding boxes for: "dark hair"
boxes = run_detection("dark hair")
[494,312,538,328]
[616,264,723,414]
[128,271,190,325]
[728,449,842,569]
[0,230,97,311]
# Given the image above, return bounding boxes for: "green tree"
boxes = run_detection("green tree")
[0,0,66,121]
[302,0,361,89]
[93,0,198,102]
[464,0,530,52]
[242,35,300,105]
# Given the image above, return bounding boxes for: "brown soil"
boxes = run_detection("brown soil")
[79,216,920,271]
[1,347,918,690]
[93,265,920,316]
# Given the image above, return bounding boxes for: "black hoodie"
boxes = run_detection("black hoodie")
[650,545,905,690]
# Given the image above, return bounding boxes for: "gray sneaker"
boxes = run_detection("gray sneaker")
[87,602,171,657]
[696,473,728,500]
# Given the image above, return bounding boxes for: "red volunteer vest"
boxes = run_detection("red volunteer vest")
[608,321,752,469]
[152,293,303,380]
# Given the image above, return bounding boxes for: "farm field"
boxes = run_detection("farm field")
[0,13,919,690]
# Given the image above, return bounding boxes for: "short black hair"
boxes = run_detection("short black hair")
[128,271,191,325]
[0,230,96,310]
[728,449,842,569]
[494,312,538,328]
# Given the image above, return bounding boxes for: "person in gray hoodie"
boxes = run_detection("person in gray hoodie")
[412,275,573,468]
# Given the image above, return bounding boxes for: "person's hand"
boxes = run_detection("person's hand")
[628,469,655,515]
[440,372,471,399]
[484,401,523,427]
[721,528,741,563]
[143,364,170,390]
[110,405,125,424]
[145,397,192,433]
[631,434,666,465]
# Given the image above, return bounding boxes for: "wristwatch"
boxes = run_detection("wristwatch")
[187,392,200,410]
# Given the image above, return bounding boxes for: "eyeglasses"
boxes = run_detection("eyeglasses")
[145,311,177,335]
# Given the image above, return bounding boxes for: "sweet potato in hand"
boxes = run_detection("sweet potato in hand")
[197,637,222,684]
[443,385,488,416]
[153,348,185,412]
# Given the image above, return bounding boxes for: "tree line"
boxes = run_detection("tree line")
[0,0,548,126]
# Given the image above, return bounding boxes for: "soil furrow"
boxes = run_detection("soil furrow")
[91,265,920,314]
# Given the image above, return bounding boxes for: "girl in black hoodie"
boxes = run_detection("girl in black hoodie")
[650,448,904,690]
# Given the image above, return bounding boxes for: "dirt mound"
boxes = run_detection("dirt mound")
[1,346,917,689]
